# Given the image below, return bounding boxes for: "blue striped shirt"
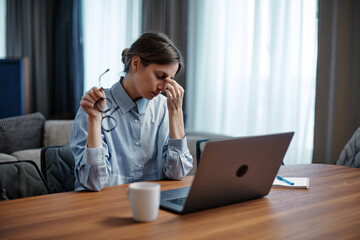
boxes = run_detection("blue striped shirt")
[70,79,193,191]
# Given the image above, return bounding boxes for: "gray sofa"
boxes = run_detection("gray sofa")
[0,113,73,168]
[0,112,226,175]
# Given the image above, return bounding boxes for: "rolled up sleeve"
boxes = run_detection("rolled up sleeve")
[164,137,193,180]
[70,108,110,192]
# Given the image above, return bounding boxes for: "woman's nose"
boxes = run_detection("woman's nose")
[158,81,166,91]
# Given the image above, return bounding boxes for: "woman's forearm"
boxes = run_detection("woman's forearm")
[169,109,185,139]
[87,116,103,148]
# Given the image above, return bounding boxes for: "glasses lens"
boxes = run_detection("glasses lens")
[102,115,117,132]
[96,98,112,113]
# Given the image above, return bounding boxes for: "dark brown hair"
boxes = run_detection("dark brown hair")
[122,32,184,75]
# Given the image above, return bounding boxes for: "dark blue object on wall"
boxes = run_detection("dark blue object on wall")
[0,59,28,119]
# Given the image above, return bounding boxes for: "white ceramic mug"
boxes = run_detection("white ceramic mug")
[127,182,160,222]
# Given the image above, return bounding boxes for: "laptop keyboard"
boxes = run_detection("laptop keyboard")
[166,197,187,206]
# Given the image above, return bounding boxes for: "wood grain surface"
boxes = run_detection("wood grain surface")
[0,164,360,239]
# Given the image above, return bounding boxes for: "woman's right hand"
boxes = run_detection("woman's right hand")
[80,87,106,119]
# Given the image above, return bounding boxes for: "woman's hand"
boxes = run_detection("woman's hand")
[164,77,185,139]
[80,87,106,120]
[164,77,184,112]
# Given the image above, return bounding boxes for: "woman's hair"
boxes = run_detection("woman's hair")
[122,32,184,75]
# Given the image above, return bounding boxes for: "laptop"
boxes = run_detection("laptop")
[160,132,294,214]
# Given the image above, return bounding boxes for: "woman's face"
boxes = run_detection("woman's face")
[133,60,179,100]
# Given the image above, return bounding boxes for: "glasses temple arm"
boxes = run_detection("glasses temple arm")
[99,68,110,87]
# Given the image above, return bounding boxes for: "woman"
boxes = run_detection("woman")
[70,32,193,191]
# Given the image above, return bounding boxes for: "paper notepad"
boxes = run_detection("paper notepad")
[272,177,310,189]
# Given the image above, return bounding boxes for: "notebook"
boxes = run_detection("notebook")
[160,132,294,214]
[272,177,310,189]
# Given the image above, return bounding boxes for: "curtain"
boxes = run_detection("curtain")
[0,0,5,58]
[52,0,83,118]
[313,0,360,164]
[141,0,188,101]
[81,0,142,92]
[6,0,55,117]
[186,0,318,164]
[5,0,83,119]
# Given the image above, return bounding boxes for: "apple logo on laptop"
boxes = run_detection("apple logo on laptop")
[236,165,248,177]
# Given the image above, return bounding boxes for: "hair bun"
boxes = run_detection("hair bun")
[122,48,129,64]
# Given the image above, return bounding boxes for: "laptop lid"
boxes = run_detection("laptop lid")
[160,132,294,214]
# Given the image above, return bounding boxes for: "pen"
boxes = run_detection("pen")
[276,175,294,185]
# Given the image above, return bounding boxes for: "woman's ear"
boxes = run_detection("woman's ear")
[131,56,141,72]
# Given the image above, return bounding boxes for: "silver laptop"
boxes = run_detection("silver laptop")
[160,132,294,214]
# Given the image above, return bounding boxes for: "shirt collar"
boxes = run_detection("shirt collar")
[135,97,148,114]
[110,77,148,114]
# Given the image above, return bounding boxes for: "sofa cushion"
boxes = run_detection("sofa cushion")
[0,153,18,163]
[0,112,46,154]
[336,127,360,168]
[41,145,75,193]
[43,120,73,147]
[11,149,42,168]
[0,161,49,200]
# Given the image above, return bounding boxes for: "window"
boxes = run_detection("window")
[82,0,142,92]
[186,0,318,164]
[0,0,6,58]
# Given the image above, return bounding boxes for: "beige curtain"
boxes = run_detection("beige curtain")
[313,0,360,164]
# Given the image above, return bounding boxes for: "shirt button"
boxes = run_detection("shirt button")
[136,142,140,146]
[134,119,139,123]
[169,165,173,169]
[138,164,142,168]
[170,146,175,150]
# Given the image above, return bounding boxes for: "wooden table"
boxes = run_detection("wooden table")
[1,164,360,239]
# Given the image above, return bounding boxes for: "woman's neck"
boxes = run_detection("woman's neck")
[121,75,141,101]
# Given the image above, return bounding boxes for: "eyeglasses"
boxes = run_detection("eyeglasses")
[95,69,119,132]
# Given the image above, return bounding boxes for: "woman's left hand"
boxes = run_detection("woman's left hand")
[164,77,184,112]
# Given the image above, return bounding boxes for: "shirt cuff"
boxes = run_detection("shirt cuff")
[84,147,106,166]
[168,136,189,153]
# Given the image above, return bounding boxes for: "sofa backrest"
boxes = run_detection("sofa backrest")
[43,120,74,147]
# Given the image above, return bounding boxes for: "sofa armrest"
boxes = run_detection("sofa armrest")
[43,120,73,147]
